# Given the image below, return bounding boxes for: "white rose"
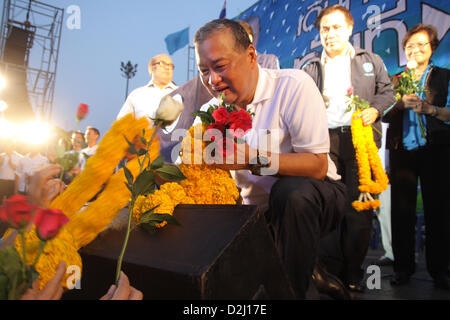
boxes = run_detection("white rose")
[154,95,184,128]
[407,60,418,70]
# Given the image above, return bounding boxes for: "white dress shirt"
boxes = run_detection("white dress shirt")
[195,67,340,211]
[321,44,355,129]
[16,153,49,193]
[79,144,98,171]
[116,80,178,122]
[0,152,23,180]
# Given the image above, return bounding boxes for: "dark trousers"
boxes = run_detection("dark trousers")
[0,179,15,204]
[318,128,373,283]
[264,176,346,299]
[390,145,450,279]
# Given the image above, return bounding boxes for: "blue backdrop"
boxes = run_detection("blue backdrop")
[236,0,449,75]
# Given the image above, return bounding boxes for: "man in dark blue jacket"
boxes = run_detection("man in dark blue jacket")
[302,4,394,294]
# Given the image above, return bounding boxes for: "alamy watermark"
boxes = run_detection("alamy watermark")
[66,5,81,30]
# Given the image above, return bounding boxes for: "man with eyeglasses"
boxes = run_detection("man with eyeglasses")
[302,5,394,296]
[116,54,179,122]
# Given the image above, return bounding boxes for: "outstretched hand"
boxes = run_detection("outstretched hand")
[20,261,66,300]
[100,272,143,300]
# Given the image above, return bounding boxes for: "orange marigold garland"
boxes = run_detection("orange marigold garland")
[8,115,159,289]
[351,110,389,211]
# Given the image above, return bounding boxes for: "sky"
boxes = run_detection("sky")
[16,0,258,137]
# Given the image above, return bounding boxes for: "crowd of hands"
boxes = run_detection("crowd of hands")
[1,164,144,300]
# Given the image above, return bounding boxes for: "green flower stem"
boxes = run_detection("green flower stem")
[416,114,427,140]
[371,125,382,136]
[115,199,134,285]
[19,231,26,278]
[32,240,46,268]
[114,124,160,285]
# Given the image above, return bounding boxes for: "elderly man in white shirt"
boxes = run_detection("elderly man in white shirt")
[117,54,177,121]
[191,19,348,300]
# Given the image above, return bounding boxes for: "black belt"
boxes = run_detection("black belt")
[329,126,351,133]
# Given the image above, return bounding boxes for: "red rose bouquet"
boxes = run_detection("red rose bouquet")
[0,195,69,299]
[193,94,253,157]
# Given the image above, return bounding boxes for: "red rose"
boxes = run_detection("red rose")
[34,208,69,241]
[216,136,236,157]
[76,103,89,121]
[0,195,37,229]
[347,86,354,96]
[212,107,230,125]
[229,110,252,137]
[205,123,226,142]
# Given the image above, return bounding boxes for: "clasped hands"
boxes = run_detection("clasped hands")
[402,94,433,115]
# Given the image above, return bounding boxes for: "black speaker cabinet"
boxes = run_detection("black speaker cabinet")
[63,204,295,300]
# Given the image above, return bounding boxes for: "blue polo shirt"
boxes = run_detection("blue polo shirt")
[402,63,450,151]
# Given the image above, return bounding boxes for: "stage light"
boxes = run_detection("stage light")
[0,100,7,112]
[0,118,16,139]
[18,121,51,145]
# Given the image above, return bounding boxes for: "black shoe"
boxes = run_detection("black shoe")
[312,263,351,300]
[372,256,394,266]
[390,272,410,286]
[347,280,365,293]
[433,274,450,291]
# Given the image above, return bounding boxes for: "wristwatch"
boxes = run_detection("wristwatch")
[248,150,270,176]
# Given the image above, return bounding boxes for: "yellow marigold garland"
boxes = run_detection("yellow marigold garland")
[8,115,160,289]
[351,111,389,211]
[49,113,150,219]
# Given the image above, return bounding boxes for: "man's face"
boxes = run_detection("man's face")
[71,133,84,151]
[319,10,353,58]
[195,30,258,108]
[149,54,174,88]
[84,129,98,146]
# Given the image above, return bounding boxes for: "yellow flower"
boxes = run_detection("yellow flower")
[351,111,389,212]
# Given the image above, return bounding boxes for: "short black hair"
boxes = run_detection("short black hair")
[402,24,439,52]
[315,4,354,29]
[86,126,100,136]
[194,19,251,52]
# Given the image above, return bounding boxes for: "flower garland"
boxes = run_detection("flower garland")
[8,114,160,289]
[133,183,195,228]
[351,110,389,211]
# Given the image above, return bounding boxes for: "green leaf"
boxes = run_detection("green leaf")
[191,110,214,125]
[150,155,165,170]
[123,134,134,148]
[141,223,157,235]
[138,205,160,224]
[139,136,147,146]
[123,166,134,185]
[137,148,147,157]
[124,182,133,193]
[0,274,8,300]
[132,170,156,197]
[127,145,138,155]
[0,246,29,300]
[155,164,186,182]
[140,213,181,235]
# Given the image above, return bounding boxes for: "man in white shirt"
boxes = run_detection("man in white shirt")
[0,139,23,202]
[15,147,49,195]
[79,126,100,171]
[192,19,347,299]
[116,54,177,121]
